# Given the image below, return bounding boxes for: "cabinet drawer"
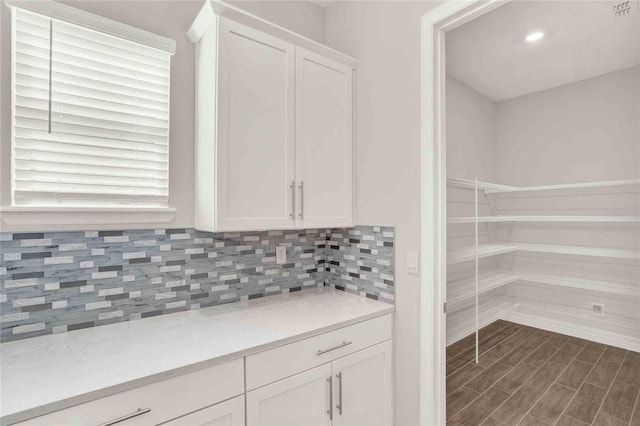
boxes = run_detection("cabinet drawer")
[246,314,392,390]
[16,359,244,426]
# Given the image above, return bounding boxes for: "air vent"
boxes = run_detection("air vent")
[613,1,632,16]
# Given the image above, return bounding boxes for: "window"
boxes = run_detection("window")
[11,6,174,208]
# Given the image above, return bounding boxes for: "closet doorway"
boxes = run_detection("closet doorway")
[420,1,640,425]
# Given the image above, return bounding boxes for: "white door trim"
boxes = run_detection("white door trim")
[419,1,509,424]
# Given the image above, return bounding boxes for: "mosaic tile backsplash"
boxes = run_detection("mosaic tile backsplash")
[326,228,395,301]
[0,226,394,342]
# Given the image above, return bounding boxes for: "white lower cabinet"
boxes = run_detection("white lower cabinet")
[246,340,393,426]
[12,316,393,426]
[163,396,245,426]
[331,341,393,426]
[14,359,244,426]
[246,364,332,426]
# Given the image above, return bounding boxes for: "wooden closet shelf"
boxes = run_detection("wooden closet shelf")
[485,178,640,194]
[446,271,639,311]
[447,244,519,265]
[447,215,640,224]
[446,298,519,346]
[446,177,640,194]
[517,273,639,297]
[447,270,519,308]
[447,243,640,264]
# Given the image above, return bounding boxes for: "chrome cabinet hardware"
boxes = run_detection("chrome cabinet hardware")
[316,340,352,355]
[290,181,295,219]
[336,372,343,415]
[97,408,151,426]
[298,181,304,219]
[327,376,333,420]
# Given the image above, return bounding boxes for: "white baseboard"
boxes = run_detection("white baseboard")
[503,310,640,352]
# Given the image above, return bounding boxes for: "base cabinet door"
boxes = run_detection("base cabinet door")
[163,395,245,426]
[331,341,393,426]
[246,364,332,426]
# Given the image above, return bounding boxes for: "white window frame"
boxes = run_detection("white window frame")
[1,0,177,228]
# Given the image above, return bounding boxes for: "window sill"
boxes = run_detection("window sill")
[0,206,177,228]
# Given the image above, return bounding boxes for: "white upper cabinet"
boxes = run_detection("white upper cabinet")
[295,48,353,229]
[189,4,355,232]
[217,19,296,231]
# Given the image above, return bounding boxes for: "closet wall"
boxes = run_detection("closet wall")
[446,77,502,342]
[446,76,497,183]
[496,66,639,185]
[494,66,640,344]
[446,67,640,350]
[446,76,496,257]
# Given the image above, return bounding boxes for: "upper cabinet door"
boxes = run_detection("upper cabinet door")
[217,19,296,231]
[295,48,353,229]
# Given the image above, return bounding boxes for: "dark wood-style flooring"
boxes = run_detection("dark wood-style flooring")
[447,320,640,426]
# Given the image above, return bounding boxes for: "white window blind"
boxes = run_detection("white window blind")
[12,8,172,208]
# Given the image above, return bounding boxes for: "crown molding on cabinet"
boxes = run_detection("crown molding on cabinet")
[187,0,358,69]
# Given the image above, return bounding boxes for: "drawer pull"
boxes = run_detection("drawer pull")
[97,408,151,426]
[317,340,352,355]
[327,376,333,420]
[299,181,304,220]
[290,180,295,219]
[336,371,343,415]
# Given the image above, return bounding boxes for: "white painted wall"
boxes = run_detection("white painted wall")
[446,74,497,261]
[446,64,640,346]
[446,75,497,182]
[228,0,326,43]
[447,66,640,187]
[492,67,640,325]
[445,76,499,313]
[496,66,640,185]
[0,0,327,232]
[324,2,441,425]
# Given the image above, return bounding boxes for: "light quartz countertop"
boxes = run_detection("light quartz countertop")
[0,288,394,425]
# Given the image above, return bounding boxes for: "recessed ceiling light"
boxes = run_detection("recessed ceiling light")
[525,31,545,42]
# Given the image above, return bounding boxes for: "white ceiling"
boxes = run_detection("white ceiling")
[446,0,640,101]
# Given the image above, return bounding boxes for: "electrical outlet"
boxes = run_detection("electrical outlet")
[276,245,286,265]
[591,302,604,316]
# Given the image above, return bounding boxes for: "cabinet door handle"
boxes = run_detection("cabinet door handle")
[317,340,352,355]
[336,372,343,415]
[327,376,333,420]
[97,408,151,426]
[290,180,295,219]
[298,181,304,220]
